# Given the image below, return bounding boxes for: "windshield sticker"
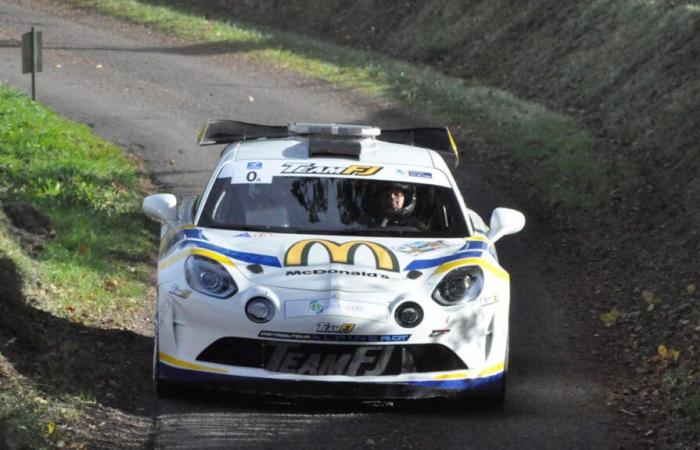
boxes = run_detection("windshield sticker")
[281,162,382,176]
[396,169,433,179]
[396,240,450,255]
[219,161,450,186]
[409,170,432,178]
[285,299,388,321]
[231,166,274,184]
[285,239,400,272]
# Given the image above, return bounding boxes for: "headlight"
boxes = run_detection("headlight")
[432,266,484,305]
[185,255,238,298]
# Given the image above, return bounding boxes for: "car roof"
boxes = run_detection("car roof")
[224,137,440,168]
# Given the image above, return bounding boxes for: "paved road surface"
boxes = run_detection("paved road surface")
[0,1,621,448]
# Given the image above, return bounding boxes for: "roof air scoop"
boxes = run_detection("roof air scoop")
[288,123,381,137]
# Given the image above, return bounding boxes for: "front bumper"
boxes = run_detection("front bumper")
[157,351,505,400]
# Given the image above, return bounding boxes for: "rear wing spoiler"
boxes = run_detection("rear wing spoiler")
[197,120,461,166]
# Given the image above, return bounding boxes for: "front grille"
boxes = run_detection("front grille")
[197,337,466,376]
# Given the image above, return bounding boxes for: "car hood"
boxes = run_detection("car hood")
[180,228,488,293]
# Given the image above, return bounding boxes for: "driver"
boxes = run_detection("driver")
[379,183,424,229]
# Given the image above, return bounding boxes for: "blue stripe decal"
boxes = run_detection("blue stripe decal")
[178,239,282,268]
[459,240,488,251]
[174,228,206,242]
[405,373,503,389]
[404,250,484,271]
[158,363,502,392]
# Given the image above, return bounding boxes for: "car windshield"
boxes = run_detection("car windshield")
[198,176,467,237]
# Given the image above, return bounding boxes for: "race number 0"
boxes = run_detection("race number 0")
[246,171,258,182]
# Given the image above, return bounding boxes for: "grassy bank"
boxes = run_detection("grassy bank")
[0,84,154,449]
[64,0,609,219]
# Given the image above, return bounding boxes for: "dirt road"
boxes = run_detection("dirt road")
[0,1,622,448]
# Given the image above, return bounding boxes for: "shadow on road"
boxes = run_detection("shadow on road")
[0,256,153,416]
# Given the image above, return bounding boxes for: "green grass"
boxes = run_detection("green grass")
[65,0,609,215]
[0,84,153,324]
[0,83,153,448]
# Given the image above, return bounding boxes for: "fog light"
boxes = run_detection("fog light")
[395,302,423,328]
[246,297,275,323]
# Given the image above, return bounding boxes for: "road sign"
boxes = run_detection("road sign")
[21,27,42,100]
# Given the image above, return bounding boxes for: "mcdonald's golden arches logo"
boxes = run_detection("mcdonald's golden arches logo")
[284,239,400,272]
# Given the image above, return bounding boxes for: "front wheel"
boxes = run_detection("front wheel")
[481,338,509,410]
[153,330,178,399]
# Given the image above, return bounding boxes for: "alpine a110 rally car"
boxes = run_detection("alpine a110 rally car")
[143,120,525,406]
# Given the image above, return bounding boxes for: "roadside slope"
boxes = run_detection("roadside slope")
[0,83,154,449]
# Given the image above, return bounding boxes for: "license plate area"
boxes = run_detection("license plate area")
[263,342,401,376]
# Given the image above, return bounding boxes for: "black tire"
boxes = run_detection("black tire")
[153,330,178,399]
[481,338,509,410]
[481,370,506,410]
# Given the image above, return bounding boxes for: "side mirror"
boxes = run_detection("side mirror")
[143,194,177,223]
[486,207,525,243]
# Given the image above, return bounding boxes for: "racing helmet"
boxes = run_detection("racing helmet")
[386,182,417,216]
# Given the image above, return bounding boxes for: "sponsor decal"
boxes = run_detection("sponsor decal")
[286,269,390,279]
[281,162,382,176]
[479,295,498,307]
[285,299,388,321]
[395,169,407,176]
[259,330,410,343]
[247,162,263,170]
[316,322,355,333]
[396,240,450,255]
[233,232,273,238]
[408,170,432,179]
[285,239,399,272]
[168,284,192,299]
[309,300,324,314]
[264,342,395,376]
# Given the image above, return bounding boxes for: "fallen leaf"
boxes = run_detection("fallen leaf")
[96,64,103,69]
[670,349,680,362]
[656,345,680,362]
[103,277,121,291]
[47,421,56,435]
[600,308,621,327]
[687,284,696,295]
[248,95,255,102]
[658,344,669,359]
[642,290,661,304]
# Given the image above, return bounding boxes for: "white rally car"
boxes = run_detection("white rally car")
[143,121,525,406]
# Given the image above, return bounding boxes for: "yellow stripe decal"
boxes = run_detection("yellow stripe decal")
[159,352,228,374]
[434,362,505,380]
[433,257,509,281]
[159,248,235,270]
